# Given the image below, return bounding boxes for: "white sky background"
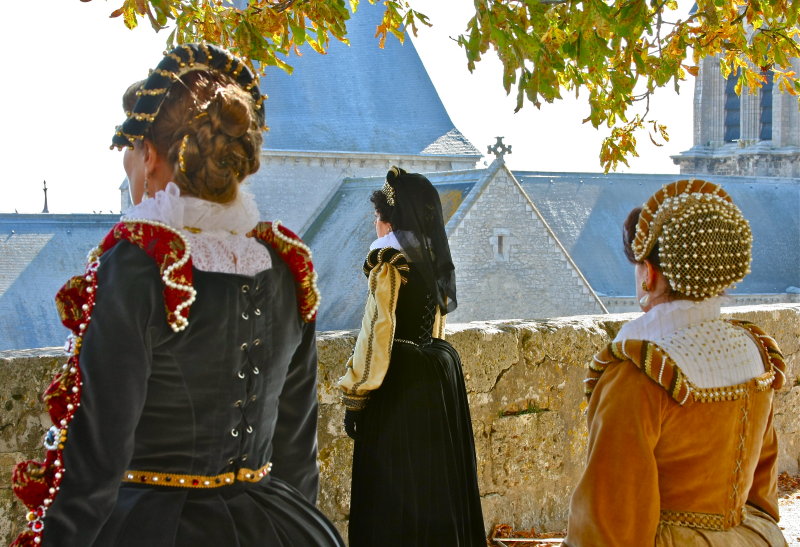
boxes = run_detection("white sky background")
[0,0,694,214]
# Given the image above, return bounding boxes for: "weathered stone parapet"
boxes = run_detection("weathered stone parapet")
[1,305,798,543]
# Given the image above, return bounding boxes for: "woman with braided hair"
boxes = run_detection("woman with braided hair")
[10,44,343,546]
[338,167,485,546]
[565,179,787,546]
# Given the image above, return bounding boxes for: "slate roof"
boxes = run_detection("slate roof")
[302,168,800,331]
[0,214,117,351]
[259,1,480,157]
[517,171,800,297]
[304,171,480,331]
[2,171,796,349]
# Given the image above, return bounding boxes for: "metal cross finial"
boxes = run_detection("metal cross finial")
[42,180,49,214]
[488,137,512,160]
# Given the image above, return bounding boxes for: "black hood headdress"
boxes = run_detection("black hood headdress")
[384,167,457,314]
[111,43,265,150]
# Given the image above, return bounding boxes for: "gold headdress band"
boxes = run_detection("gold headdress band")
[382,166,402,206]
[111,43,265,150]
[178,134,190,173]
[632,179,752,300]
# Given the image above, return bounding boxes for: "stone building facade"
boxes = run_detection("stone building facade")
[672,55,800,176]
[445,162,607,322]
[250,149,477,233]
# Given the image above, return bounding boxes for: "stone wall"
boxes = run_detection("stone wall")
[603,293,800,314]
[1,305,798,543]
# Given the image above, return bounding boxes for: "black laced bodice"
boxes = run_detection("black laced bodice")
[393,268,438,346]
[363,247,438,347]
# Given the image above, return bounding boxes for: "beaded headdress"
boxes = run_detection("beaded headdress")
[111,43,265,150]
[632,179,752,300]
[382,166,403,206]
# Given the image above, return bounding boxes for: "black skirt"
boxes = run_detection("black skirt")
[348,339,485,546]
[92,476,344,547]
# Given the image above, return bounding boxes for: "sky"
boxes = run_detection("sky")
[1,0,695,214]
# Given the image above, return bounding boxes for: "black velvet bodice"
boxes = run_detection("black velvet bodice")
[363,247,439,346]
[44,239,322,545]
[393,268,438,346]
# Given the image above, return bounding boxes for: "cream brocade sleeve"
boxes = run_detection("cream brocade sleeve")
[338,262,403,410]
[432,307,446,340]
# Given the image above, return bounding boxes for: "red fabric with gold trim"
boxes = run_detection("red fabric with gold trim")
[10,221,196,545]
[10,531,38,547]
[96,222,195,330]
[55,221,195,334]
[249,221,319,322]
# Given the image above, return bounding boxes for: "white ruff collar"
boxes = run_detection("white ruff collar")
[122,182,260,235]
[370,231,403,252]
[614,297,724,343]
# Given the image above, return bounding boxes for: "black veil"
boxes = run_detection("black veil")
[386,168,457,315]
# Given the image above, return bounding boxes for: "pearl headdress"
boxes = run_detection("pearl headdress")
[632,179,753,300]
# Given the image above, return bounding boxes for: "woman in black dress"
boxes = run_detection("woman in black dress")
[338,167,485,546]
[11,44,343,547]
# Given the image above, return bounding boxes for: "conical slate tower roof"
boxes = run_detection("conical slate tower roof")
[260,3,480,157]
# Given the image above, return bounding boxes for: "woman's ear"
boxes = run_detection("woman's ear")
[140,139,173,193]
[643,259,659,289]
[142,140,159,175]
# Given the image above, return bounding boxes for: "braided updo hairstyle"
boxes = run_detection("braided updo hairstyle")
[123,70,263,203]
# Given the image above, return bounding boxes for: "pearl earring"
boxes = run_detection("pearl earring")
[143,175,151,201]
[639,280,650,307]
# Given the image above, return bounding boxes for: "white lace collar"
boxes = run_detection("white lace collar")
[614,297,725,343]
[122,182,260,235]
[370,231,403,252]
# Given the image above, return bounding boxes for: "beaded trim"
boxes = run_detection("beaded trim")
[659,509,732,531]
[112,43,265,150]
[381,180,396,206]
[122,462,272,489]
[248,221,320,322]
[585,320,785,404]
[394,338,420,347]
[91,220,197,332]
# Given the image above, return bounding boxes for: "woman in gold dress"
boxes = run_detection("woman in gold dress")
[565,179,787,546]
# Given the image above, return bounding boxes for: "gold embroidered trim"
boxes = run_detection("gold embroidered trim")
[362,247,410,284]
[387,267,397,357]
[659,509,731,531]
[122,462,272,488]
[352,270,381,394]
[136,87,168,96]
[342,393,369,411]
